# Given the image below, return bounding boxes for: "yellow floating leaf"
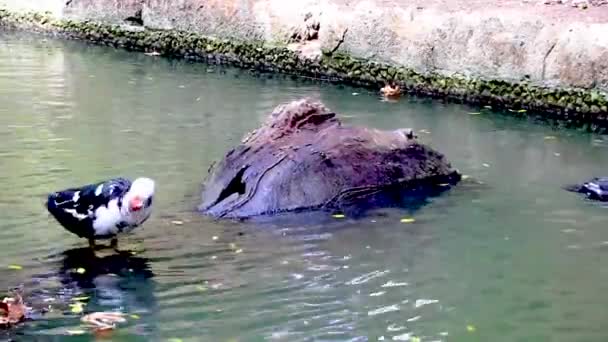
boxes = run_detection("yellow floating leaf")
[544,136,557,140]
[72,296,90,302]
[400,218,416,223]
[517,109,527,113]
[70,303,85,314]
[332,214,346,219]
[468,112,481,115]
[130,314,140,319]
[171,220,184,225]
[76,267,86,274]
[7,265,22,270]
[466,324,476,332]
[411,337,421,342]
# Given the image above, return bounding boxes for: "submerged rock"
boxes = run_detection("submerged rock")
[199,98,461,219]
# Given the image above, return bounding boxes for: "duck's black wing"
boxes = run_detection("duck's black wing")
[45,178,132,238]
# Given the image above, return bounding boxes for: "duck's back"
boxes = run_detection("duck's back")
[46,178,132,238]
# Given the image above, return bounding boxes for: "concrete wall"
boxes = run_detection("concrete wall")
[3,0,607,94]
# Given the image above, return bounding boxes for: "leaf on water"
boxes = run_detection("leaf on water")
[332,214,346,219]
[76,268,86,274]
[544,136,557,140]
[466,324,476,332]
[168,338,184,342]
[411,337,421,342]
[400,218,416,224]
[71,296,90,302]
[81,312,126,332]
[468,112,481,115]
[517,109,527,113]
[196,285,208,292]
[69,303,84,314]
[7,265,22,270]
[171,220,184,225]
[130,314,140,319]
[0,293,26,326]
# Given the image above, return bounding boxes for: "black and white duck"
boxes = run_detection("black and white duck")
[45,177,155,249]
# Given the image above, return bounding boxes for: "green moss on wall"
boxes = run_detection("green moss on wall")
[2,9,607,133]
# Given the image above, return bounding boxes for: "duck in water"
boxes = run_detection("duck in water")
[564,177,608,202]
[45,177,155,249]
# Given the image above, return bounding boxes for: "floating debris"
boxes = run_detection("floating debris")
[71,296,90,302]
[482,163,491,168]
[352,92,360,96]
[69,302,84,314]
[66,329,86,335]
[171,220,184,225]
[544,135,557,140]
[468,112,482,115]
[380,83,401,98]
[81,312,126,333]
[400,218,416,223]
[461,175,471,180]
[466,324,476,332]
[130,314,140,319]
[7,265,22,270]
[332,214,346,219]
[76,267,86,274]
[0,292,26,327]
[212,236,219,241]
[144,51,161,56]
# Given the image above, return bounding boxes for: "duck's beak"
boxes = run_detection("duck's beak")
[129,197,143,211]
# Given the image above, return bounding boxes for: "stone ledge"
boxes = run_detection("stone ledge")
[1,8,608,133]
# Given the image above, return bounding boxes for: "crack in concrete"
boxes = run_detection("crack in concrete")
[541,41,558,80]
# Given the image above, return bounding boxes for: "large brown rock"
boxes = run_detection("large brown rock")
[198,98,460,219]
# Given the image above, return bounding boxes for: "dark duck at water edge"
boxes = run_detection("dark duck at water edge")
[564,177,608,202]
[45,177,155,249]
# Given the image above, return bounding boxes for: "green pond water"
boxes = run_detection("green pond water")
[1,32,608,342]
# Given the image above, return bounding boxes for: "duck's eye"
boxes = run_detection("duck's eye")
[145,197,153,207]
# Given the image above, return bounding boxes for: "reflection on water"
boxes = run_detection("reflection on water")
[1,32,608,341]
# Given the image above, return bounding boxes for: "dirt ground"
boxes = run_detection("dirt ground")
[339,0,608,23]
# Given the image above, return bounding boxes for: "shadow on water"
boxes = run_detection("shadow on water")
[11,248,160,339]
[55,247,154,288]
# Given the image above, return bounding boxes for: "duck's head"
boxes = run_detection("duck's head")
[124,177,155,215]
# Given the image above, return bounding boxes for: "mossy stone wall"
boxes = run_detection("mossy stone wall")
[1,9,608,133]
